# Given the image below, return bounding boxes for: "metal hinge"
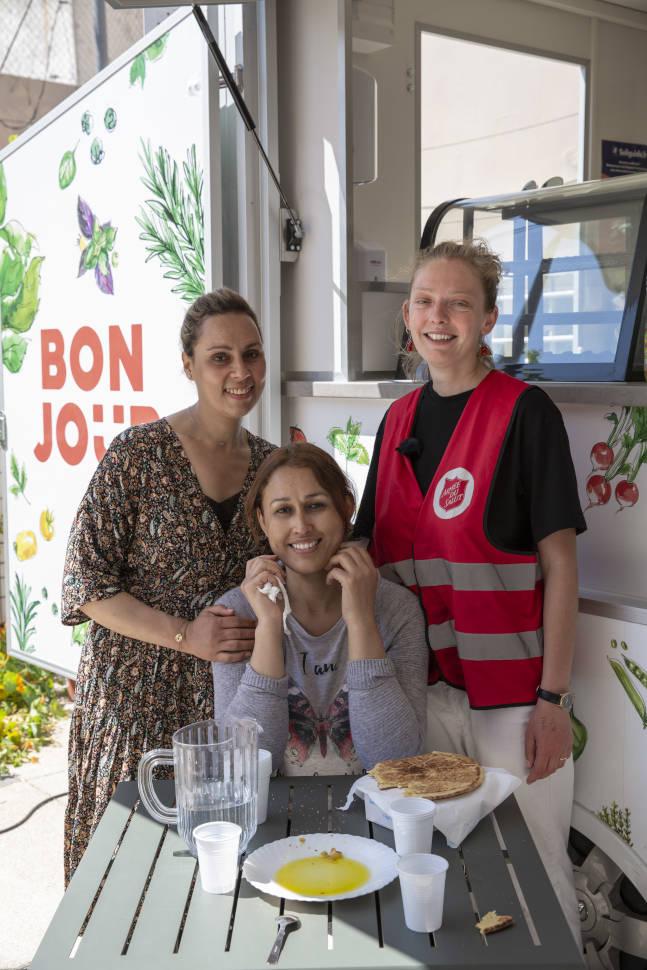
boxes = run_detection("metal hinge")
[0,412,6,451]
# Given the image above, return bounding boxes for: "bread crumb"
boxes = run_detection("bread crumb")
[475,911,514,936]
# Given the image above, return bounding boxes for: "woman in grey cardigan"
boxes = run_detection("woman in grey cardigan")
[212,443,428,775]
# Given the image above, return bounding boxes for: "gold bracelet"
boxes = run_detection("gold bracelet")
[174,620,189,648]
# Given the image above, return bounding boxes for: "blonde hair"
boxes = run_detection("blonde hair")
[399,239,501,377]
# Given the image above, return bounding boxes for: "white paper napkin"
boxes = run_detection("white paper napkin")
[256,579,292,634]
[340,768,521,848]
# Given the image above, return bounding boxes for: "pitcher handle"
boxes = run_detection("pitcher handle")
[137,749,177,825]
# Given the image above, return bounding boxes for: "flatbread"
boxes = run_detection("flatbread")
[368,751,484,800]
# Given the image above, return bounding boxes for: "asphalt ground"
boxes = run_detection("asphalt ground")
[0,715,70,970]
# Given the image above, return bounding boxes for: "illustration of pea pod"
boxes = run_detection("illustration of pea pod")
[623,655,647,688]
[570,710,588,760]
[608,657,647,728]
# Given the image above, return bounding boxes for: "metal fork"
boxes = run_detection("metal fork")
[266,914,301,965]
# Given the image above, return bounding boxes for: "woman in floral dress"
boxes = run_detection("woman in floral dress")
[62,289,275,883]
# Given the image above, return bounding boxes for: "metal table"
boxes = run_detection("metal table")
[32,776,584,969]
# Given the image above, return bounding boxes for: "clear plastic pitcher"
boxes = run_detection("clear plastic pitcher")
[137,718,260,855]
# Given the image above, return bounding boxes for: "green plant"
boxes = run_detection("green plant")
[136,141,205,303]
[327,417,370,474]
[0,162,44,373]
[10,574,40,655]
[596,801,633,846]
[0,625,66,773]
[9,452,29,503]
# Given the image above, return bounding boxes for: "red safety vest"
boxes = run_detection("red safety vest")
[371,370,543,709]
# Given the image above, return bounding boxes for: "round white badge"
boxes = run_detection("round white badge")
[433,467,475,520]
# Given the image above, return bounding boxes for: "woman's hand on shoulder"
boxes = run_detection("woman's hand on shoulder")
[240,555,286,627]
[325,543,378,628]
[183,605,256,664]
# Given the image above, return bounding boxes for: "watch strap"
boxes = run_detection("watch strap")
[536,686,572,707]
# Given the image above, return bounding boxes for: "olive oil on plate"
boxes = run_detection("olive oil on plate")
[274,856,370,897]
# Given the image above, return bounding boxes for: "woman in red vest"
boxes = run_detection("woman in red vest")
[354,240,585,943]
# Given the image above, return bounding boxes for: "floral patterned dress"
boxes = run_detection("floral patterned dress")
[62,419,275,883]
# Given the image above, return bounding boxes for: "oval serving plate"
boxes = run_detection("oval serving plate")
[242,832,398,902]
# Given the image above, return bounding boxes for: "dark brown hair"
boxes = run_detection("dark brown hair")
[245,443,356,542]
[181,288,261,357]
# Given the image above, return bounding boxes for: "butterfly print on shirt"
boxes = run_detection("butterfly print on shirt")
[286,683,356,768]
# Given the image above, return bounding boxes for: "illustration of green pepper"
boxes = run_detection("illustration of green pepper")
[570,710,588,760]
[623,655,647,690]
[608,657,647,728]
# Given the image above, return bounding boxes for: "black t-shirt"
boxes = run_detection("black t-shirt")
[353,382,586,554]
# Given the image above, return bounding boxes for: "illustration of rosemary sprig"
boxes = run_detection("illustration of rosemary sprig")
[596,801,633,846]
[9,452,29,504]
[136,140,205,303]
[10,573,40,654]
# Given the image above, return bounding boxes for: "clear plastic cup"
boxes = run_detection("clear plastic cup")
[193,821,241,894]
[398,853,449,932]
[257,749,272,824]
[389,797,436,856]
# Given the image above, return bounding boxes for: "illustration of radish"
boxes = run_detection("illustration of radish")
[615,480,639,510]
[585,474,611,509]
[590,442,614,470]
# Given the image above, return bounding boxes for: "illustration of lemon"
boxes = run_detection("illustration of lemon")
[14,530,37,561]
[39,509,55,541]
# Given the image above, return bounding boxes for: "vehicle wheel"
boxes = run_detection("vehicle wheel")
[569,828,647,970]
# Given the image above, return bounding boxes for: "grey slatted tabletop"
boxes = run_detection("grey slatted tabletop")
[32,776,584,970]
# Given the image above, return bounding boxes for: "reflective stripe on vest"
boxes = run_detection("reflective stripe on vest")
[379,558,542,592]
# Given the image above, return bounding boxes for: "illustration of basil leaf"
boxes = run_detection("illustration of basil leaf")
[58,148,77,189]
[2,333,28,373]
[348,443,370,465]
[0,248,24,298]
[77,197,95,239]
[4,256,43,333]
[0,221,33,261]
[145,33,168,61]
[130,54,146,87]
[101,222,117,249]
[95,257,114,295]
[83,241,100,271]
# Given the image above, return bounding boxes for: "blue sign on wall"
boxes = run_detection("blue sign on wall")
[602,139,647,178]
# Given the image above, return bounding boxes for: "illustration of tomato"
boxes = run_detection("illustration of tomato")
[39,508,55,541]
[585,474,611,509]
[14,530,37,561]
[590,441,614,470]
[615,480,639,510]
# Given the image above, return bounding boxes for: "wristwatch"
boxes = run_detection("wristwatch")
[536,686,574,712]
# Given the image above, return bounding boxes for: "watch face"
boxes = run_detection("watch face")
[560,693,574,712]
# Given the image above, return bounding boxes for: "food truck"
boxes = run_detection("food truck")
[1,4,646,967]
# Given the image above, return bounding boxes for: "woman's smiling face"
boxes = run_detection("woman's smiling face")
[257,466,349,575]
[183,312,266,417]
[403,258,497,373]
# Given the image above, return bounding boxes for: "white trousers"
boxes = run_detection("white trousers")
[426,682,581,946]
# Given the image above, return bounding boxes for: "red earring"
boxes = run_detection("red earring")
[479,342,493,358]
[405,332,414,353]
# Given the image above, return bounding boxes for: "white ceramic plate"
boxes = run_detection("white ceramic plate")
[242,832,398,901]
